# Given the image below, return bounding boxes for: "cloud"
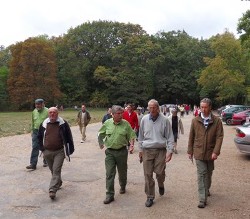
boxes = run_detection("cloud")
[0,0,249,47]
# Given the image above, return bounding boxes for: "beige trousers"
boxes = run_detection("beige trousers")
[79,125,86,141]
[142,148,166,199]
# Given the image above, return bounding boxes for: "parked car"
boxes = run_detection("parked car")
[221,105,250,125]
[231,109,250,125]
[234,126,250,154]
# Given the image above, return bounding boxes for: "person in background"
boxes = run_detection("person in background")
[138,99,174,207]
[188,98,223,208]
[77,103,91,143]
[123,103,139,153]
[38,107,74,200]
[136,107,144,139]
[26,98,48,170]
[168,108,184,154]
[98,105,136,204]
[102,107,112,124]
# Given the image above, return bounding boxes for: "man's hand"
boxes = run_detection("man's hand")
[211,152,218,160]
[165,152,172,162]
[129,144,134,154]
[188,153,193,164]
[139,151,143,163]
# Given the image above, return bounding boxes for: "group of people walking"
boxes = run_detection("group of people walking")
[26,97,223,209]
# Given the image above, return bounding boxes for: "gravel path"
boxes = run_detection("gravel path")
[0,114,249,219]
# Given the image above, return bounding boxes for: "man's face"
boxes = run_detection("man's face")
[112,110,123,123]
[35,102,44,111]
[148,102,159,117]
[126,105,132,112]
[82,105,86,112]
[48,108,58,123]
[200,102,211,116]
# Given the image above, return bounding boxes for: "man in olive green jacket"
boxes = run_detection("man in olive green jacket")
[77,104,91,143]
[188,98,223,208]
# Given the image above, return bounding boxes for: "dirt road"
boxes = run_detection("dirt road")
[0,114,249,219]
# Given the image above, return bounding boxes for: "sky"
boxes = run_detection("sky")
[1,0,249,47]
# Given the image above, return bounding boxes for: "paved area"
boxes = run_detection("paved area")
[0,114,250,219]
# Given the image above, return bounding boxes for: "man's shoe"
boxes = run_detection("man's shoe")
[49,191,56,200]
[208,190,211,196]
[26,165,36,170]
[159,187,165,196]
[80,140,84,143]
[145,198,154,207]
[43,163,48,167]
[119,187,126,194]
[198,201,206,208]
[103,196,114,204]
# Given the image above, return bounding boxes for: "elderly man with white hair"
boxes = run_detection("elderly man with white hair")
[38,107,74,200]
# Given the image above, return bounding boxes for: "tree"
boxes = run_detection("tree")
[198,32,246,105]
[7,37,62,109]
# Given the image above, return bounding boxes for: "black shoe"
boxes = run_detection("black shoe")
[43,163,48,167]
[198,201,206,208]
[119,187,126,194]
[208,190,211,196]
[145,198,154,207]
[103,196,114,204]
[49,191,56,200]
[26,165,36,170]
[159,187,165,196]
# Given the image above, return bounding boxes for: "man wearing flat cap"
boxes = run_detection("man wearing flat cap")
[26,98,48,170]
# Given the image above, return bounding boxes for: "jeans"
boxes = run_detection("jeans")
[30,130,46,166]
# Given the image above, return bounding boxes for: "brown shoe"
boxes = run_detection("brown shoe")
[49,191,56,200]
[103,196,114,204]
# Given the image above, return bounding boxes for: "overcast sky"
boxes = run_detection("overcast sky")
[1,0,249,47]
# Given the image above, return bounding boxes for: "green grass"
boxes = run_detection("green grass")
[0,108,106,138]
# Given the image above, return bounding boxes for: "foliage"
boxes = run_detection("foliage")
[198,32,246,105]
[7,37,62,109]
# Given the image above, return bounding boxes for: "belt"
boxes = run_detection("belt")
[107,146,127,151]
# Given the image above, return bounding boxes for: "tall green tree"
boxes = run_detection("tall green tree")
[152,30,211,105]
[7,37,62,109]
[198,32,246,104]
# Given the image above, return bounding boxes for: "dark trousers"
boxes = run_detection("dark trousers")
[105,147,128,198]
[30,130,46,166]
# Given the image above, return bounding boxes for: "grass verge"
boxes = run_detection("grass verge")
[0,108,106,138]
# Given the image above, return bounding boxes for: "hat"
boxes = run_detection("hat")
[35,98,44,104]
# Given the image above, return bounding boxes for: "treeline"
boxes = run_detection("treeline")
[0,10,250,110]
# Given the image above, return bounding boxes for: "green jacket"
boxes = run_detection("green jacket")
[32,107,49,130]
[187,114,224,160]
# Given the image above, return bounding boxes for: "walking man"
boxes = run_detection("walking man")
[168,108,184,154]
[26,98,48,170]
[188,98,223,208]
[138,99,174,207]
[98,105,136,204]
[77,103,91,143]
[38,107,74,199]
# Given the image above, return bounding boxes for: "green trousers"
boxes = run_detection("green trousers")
[105,147,128,198]
[195,160,214,203]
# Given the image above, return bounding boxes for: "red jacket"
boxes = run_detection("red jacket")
[123,111,139,130]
